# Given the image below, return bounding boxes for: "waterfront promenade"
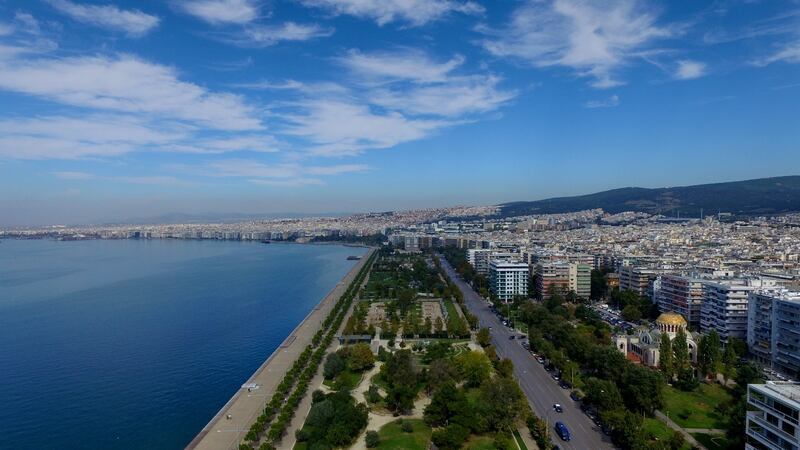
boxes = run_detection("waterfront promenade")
[186,250,374,450]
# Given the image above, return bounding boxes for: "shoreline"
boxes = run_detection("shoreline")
[185,248,374,450]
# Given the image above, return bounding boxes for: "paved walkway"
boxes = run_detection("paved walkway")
[654,410,707,450]
[517,426,540,450]
[186,250,374,450]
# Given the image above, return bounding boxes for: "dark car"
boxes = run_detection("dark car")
[570,391,581,401]
[553,403,563,413]
[509,335,515,340]
[555,422,571,441]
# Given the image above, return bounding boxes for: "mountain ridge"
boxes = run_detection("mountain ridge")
[498,176,800,218]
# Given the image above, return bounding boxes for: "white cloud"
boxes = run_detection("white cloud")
[53,171,95,180]
[284,99,449,156]
[0,23,13,36]
[674,60,707,79]
[205,159,368,186]
[339,49,465,83]
[180,0,260,24]
[753,40,800,66]
[370,75,515,117]
[479,0,673,88]
[14,12,42,35]
[48,0,160,37]
[54,171,190,185]
[299,0,483,26]
[0,54,261,130]
[235,22,334,47]
[584,94,620,108]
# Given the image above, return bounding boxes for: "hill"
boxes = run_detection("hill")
[498,176,800,218]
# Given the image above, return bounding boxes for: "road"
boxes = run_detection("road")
[439,256,615,450]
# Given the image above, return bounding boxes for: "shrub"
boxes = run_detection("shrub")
[365,430,379,448]
[401,420,413,433]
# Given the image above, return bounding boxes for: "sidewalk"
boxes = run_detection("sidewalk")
[654,410,707,450]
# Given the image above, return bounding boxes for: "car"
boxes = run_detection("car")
[509,335,515,340]
[553,403,563,413]
[555,422,571,441]
[559,381,570,389]
[552,373,560,381]
[570,391,581,401]
[536,357,545,364]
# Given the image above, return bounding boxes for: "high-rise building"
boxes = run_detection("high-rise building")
[490,261,529,302]
[745,382,800,450]
[535,262,570,300]
[569,263,592,299]
[619,266,661,298]
[701,280,757,342]
[772,294,800,379]
[655,274,705,328]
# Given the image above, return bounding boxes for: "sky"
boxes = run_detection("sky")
[0,0,798,226]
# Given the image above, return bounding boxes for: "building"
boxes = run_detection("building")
[701,280,758,342]
[772,294,800,379]
[619,266,661,298]
[569,263,592,299]
[655,274,706,328]
[467,249,492,276]
[745,382,800,450]
[749,290,780,368]
[614,312,698,368]
[490,260,529,302]
[534,262,570,300]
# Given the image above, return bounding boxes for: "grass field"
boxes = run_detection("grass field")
[513,430,529,450]
[376,419,431,450]
[663,383,732,429]
[642,418,675,441]
[322,370,361,391]
[692,432,730,450]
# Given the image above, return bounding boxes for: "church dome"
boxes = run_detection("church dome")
[656,312,687,327]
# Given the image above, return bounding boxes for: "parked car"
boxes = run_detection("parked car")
[553,403,563,413]
[570,391,581,401]
[555,422,571,441]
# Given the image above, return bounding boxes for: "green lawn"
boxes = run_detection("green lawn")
[663,383,732,429]
[692,433,730,450]
[376,419,431,450]
[323,370,362,391]
[642,418,674,441]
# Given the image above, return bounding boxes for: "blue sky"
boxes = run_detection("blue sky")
[0,0,798,225]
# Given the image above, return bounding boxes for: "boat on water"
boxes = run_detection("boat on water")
[347,255,362,260]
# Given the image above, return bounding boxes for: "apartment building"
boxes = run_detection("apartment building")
[745,382,800,450]
[569,263,592,299]
[535,262,570,299]
[773,295,800,379]
[490,260,529,302]
[619,265,661,298]
[701,280,757,341]
[655,274,706,328]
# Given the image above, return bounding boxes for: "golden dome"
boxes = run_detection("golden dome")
[656,312,687,326]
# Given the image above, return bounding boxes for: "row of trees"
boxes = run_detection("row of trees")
[238,251,377,450]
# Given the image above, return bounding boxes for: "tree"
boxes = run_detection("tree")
[434,316,444,334]
[722,341,738,383]
[496,358,515,378]
[476,327,491,347]
[380,350,419,413]
[698,330,722,380]
[300,391,368,448]
[456,350,492,387]
[324,352,345,379]
[622,304,642,322]
[431,424,469,450]
[672,328,689,374]
[590,269,608,300]
[621,365,664,414]
[365,430,379,448]
[659,333,674,380]
[347,343,375,372]
[478,377,526,431]
[584,377,624,411]
[424,382,470,427]
[426,359,458,393]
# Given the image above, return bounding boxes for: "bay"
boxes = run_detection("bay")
[0,239,367,450]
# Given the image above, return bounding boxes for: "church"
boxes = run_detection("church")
[614,312,699,368]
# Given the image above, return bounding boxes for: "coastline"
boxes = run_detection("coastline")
[185,248,374,450]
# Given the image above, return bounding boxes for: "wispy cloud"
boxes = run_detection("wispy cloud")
[752,40,800,66]
[299,0,483,26]
[229,22,334,47]
[674,60,707,79]
[179,0,260,25]
[478,0,674,88]
[47,0,160,37]
[203,159,369,186]
[0,54,261,130]
[54,171,191,186]
[584,94,620,108]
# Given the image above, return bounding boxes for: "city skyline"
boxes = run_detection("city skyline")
[1,0,799,225]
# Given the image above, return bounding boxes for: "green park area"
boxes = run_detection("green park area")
[375,419,431,450]
[662,383,732,429]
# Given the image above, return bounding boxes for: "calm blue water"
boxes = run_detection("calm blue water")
[0,239,366,450]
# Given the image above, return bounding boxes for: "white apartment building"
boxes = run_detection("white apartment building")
[619,266,661,298]
[746,382,800,450]
[655,274,705,328]
[467,249,492,276]
[701,280,757,341]
[490,260,529,302]
[773,295,800,379]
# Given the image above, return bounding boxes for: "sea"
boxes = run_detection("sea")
[0,238,367,450]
